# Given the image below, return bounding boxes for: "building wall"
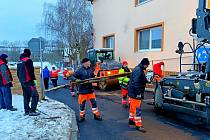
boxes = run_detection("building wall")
[92,0,198,71]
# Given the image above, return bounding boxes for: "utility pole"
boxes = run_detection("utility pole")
[40,37,45,100]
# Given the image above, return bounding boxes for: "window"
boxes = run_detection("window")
[134,22,164,52]
[96,51,114,61]
[103,35,115,49]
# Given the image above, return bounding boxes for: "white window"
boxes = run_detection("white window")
[105,36,115,48]
[138,26,162,51]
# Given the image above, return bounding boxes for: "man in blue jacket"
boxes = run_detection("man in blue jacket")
[71,58,102,122]
[42,66,50,89]
[128,58,150,132]
[0,54,17,111]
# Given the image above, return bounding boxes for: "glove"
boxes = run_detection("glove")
[75,79,81,83]
[33,80,37,87]
[136,94,144,100]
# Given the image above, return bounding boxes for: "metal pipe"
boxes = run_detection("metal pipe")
[164,96,206,107]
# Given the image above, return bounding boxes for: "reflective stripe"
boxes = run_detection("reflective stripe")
[129,113,134,119]
[92,108,99,114]
[92,108,97,111]
[80,110,85,114]
[129,113,134,116]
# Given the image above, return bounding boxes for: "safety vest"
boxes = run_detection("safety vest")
[17,57,31,83]
[118,68,130,85]
[50,69,60,78]
[0,60,12,86]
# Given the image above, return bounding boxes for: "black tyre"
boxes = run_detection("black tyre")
[98,81,107,90]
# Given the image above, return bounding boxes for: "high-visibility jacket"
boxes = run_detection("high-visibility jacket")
[0,59,13,86]
[153,62,164,77]
[50,69,60,78]
[17,54,36,84]
[118,66,130,88]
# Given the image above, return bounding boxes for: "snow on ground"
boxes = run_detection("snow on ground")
[0,95,75,140]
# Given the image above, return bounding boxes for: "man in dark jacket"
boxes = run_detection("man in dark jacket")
[128,58,150,132]
[42,66,50,89]
[17,49,39,116]
[0,54,17,111]
[70,58,102,122]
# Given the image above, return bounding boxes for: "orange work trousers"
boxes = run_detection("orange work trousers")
[78,93,100,118]
[121,88,130,105]
[129,98,143,127]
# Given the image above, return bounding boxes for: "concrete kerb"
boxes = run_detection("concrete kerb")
[68,107,79,140]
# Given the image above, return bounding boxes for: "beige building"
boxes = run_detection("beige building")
[91,0,199,72]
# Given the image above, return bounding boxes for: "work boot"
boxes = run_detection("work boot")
[94,114,102,121]
[29,111,40,116]
[8,107,17,111]
[136,126,146,133]
[129,120,135,125]
[24,112,29,116]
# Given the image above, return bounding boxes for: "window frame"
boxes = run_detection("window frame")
[134,22,164,53]
[102,34,116,49]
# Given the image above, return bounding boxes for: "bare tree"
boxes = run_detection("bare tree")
[42,0,93,67]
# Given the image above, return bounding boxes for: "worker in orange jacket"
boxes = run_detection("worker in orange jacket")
[50,66,60,87]
[153,62,164,82]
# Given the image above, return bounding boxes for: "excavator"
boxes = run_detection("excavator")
[154,0,210,129]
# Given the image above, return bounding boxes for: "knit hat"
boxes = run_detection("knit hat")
[81,58,90,64]
[0,54,8,59]
[24,49,31,57]
[140,58,150,65]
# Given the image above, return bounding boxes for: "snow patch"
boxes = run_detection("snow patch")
[0,95,75,140]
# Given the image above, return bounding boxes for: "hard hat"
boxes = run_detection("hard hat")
[122,61,128,66]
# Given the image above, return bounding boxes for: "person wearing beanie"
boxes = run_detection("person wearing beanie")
[0,54,17,111]
[17,49,40,116]
[70,57,102,122]
[127,58,150,132]
[23,49,31,57]
[118,60,131,108]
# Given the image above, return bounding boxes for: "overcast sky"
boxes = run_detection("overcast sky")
[0,0,57,42]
